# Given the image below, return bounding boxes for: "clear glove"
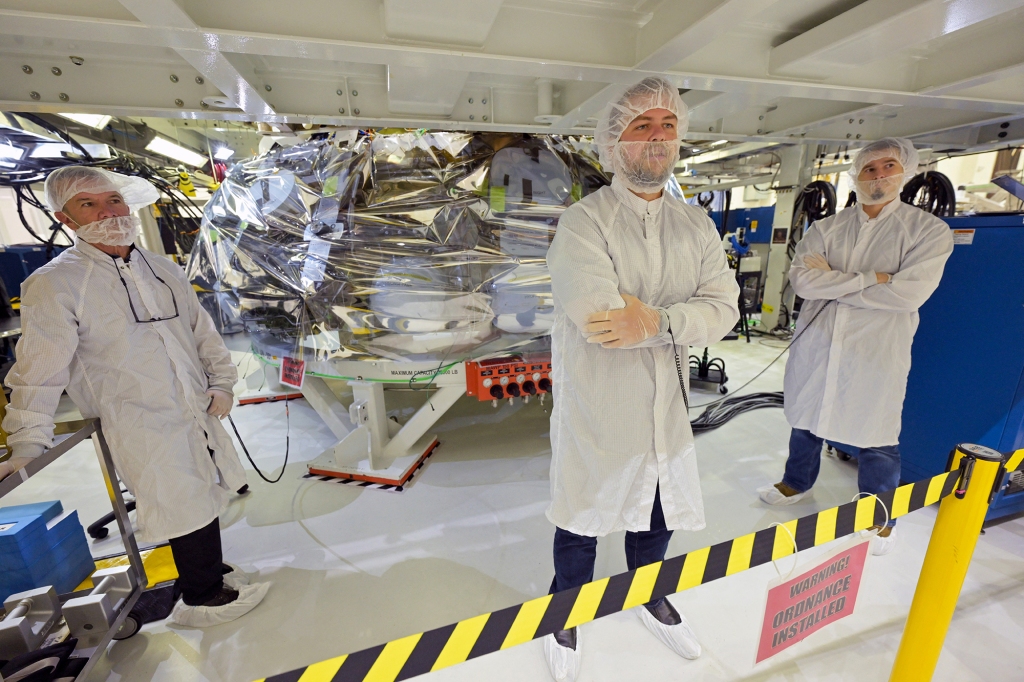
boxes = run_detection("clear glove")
[585,294,662,349]
[803,254,831,271]
[206,389,234,419]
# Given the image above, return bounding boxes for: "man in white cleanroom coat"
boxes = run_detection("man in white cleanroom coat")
[543,77,740,682]
[0,166,269,627]
[758,138,954,557]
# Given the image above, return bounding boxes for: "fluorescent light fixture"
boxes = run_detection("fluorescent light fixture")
[31,143,112,159]
[145,136,207,167]
[0,144,24,160]
[711,139,729,146]
[213,146,234,160]
[59,113,112,129]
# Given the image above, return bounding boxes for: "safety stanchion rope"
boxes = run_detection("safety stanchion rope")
[255,469,961,682]
[1005,449,1024,474]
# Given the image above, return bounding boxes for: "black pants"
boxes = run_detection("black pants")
[168,517,225,606]
[550,485,673,594]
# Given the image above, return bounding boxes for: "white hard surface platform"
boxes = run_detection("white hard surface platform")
[2,339,1022,682]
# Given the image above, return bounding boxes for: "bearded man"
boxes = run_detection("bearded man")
[542,77,740,681]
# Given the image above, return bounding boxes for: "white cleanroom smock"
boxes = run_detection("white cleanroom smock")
[546,177,740,537]
[784,200,954,448]
[3,241,247,543]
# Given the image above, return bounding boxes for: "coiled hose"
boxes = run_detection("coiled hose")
[901,171,956,217]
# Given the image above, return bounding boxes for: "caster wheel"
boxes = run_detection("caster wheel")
[838,452,852,462]
[89,527,109,540]
[113,613,141,640]
[719,385,728,394]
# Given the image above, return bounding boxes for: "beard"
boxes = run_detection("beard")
[74,214,141,246]
[855,175,903,205]
[614,141,679,192]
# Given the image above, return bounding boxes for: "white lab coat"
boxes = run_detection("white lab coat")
[3,241,247,543]
[547,178,740,537]
[784,201,954,448]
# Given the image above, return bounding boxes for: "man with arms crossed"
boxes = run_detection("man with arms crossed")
[758,138,954,557]
[544,77,740,681]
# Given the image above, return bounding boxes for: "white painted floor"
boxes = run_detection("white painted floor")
[3,338,1023,682]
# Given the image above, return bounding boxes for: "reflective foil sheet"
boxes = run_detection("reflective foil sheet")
[186,130,610,366]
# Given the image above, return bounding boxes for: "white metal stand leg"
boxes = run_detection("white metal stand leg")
[301,376,354,440]
[307,380,465,487]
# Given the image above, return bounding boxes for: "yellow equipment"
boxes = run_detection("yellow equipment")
[176,166,196,197]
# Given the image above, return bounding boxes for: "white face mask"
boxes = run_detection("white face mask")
[72,215,141,246]
[613,140,679,193]
[855,174,904,206]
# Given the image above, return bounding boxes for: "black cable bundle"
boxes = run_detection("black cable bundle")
[2,114,206,257]
[788,180,837,260]
[901,170,956,216]
[697,190,732,236]
[690,391,784,434]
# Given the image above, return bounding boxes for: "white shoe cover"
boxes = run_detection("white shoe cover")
[543,630,582,682]
[170,582,270,628]
[860,527,898,556]
[637,605,701,660]
[757,483,810,506]
[222,564,250,590]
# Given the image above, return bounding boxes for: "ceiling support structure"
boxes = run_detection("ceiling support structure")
[116,0,275,116]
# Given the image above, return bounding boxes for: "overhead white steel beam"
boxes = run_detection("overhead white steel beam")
[116,0,274,116]
[548,83,619,130]
[635,0,781,72]
[2,9,1024,119]
[686,142,778,165]
[920,62,1024,97]
[386,66,469,116]
[686,92,767,125]
[917,17,1024,96]
[773,104,900,137]
[770,0,1024,78]
[383,0,503,46]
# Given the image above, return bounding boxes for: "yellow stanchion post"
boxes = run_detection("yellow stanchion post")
[889,443,1005,682]
[0,388,9,461]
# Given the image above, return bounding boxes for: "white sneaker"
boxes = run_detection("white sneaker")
[637,604,701,660]
[859,527,898,556]
[544,629,582,682]
[222,563,250,590]
[170,581,270,628]
[757,483,810,506]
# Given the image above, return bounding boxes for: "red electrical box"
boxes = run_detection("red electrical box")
[466,354,552,402]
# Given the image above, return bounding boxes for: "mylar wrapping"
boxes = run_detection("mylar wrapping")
[186,130,610,367]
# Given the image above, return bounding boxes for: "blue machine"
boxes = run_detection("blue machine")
[900,213,1024,520]
[0,243,67,299]
[709,206,775,243]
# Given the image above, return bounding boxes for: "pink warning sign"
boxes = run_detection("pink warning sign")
[279,356,306,389]
[756,539,869,663]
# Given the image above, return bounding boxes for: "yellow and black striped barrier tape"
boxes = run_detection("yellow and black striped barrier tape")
[256,469,960,682]
[1005,449,1024,473]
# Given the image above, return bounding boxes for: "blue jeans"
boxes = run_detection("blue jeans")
[782,428,900,527]
[551,486,673,596]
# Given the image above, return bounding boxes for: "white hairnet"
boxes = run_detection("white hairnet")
[595,77,689,176]
[44,166,160,214]
[849,137,920,184]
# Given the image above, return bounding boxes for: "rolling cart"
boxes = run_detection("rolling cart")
[0,420,147,681]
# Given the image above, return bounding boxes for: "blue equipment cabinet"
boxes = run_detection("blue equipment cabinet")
[0,243,68,298]
[900,214,1024,520]
[709,207,775,243]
